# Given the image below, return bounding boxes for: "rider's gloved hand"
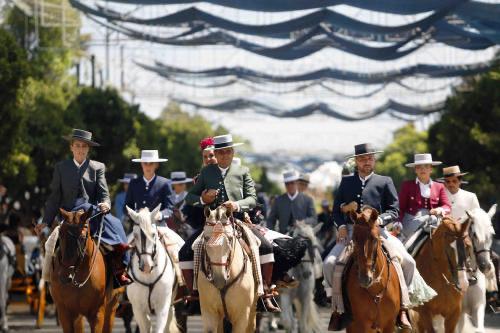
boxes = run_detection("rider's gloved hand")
[337,226,348,241]
[98,202,110,213]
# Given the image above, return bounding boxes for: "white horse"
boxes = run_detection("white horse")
[126,205,180,333]
[0,236,15,333]
[458,205,497,333]
[280,221,322,333]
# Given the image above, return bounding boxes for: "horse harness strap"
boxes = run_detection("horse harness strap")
[219,243,248,320]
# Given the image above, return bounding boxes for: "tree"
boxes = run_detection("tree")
[377,124,429,189]
[0,28,29,185]
[428,63,500,205]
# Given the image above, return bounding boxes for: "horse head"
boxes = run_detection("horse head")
[126,204,160,274]
[431,215,471,247]
[350,206,380,288]
[466,205,496,274]
[203,206,235,290]
[58,207,93,283]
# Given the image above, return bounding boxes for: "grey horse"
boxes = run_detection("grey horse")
[0,236,15,333]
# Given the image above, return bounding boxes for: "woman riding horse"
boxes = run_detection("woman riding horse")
[37,129,131,286]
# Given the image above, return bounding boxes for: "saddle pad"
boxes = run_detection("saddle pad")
[404,228,430,258]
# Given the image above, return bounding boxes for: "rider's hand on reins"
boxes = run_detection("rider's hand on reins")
[34,223,47,237]
[337,226,348,241]
[98,202,110,213]
[341,201,358,214]
[202,189,218,204]
[222,201,238,212]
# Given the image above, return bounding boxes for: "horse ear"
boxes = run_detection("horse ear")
[80,206,94,224]
[225,205,233,217]
[460,215,472,235]
[204,206,212,218]
[369,208,379,223]
[487,204,497,219]
[59,208,71,221]
[126,206,139,222]
[150,204,162,222]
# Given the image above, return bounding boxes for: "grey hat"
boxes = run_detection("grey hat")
[63,129,100,147]
[170,171,193,184]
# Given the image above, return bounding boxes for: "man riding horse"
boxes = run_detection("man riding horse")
[323,143,435,331]
[36,129,132,286]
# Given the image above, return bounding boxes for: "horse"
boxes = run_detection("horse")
[198,206,257,333]
[458,205,497,333]
[0,236,15,332]
[126,205,179,333]
[280,221,322,333]
[412,215,471,333]
[345,207,401,333]
[50,208,121,333]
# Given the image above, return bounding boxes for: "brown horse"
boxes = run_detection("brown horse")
[346,208,401,333]
[412,216,471,333]
[50,208,121,333]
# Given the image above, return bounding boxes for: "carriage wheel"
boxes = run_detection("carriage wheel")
[36,283,46,328]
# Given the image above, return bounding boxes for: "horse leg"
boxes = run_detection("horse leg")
[102,292,121,333]
[132,307,151,333]
[73,316,84,333]
[457,310,467,333]
[416,309,435,333]
[472,302,486,332]
[154,305,170,333]
[88,308,106,333]
[444,308,461,333]
[201,313,220,333]
[57,309,75,333]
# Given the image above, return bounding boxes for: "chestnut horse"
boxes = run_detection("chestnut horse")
[50,208,121,333]
[412,216,471,333]
[346,208,400,333]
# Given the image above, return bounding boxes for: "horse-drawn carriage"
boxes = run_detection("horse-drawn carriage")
[8,232,49,328]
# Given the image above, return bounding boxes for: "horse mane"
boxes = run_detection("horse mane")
[470,208,495,244]
[294,221,321,248]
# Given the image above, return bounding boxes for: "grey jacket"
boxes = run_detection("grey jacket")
[267,192,317,234]
[42,159,111,226]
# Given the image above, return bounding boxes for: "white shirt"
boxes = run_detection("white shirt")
[446,188,480,220]
[219,166,229,177]
[359,172,374,186]
[416,178,433,198]
[287,191,299,201]
[143,175,156,187]
[73,159,86,169]
[171,191,187,205]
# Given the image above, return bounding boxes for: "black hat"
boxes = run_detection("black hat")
[63,129,100,147]
[346,143,383,159]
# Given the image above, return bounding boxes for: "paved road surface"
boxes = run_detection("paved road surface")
[7,303,500,332]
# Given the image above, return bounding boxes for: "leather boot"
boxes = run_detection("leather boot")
[112,244,132,287]
[260,262,281,313]
[397,309,412,332]
[181,269,200,315]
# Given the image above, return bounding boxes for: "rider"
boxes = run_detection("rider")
[323,143,422,331]
[179,134,281,313]
[37,129,132,286]
[436,165,479,220]
[399,153,451,238]
[166,171,193,233]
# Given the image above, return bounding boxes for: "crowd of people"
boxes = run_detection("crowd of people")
[0,127,498,332]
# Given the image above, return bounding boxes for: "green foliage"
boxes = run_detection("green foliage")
[377,124,429,189]
[428,63,500,205]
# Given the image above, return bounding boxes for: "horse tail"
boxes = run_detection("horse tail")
[303,295,322,333]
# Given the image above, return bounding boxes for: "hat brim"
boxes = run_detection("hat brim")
[345,150,384,159]
[171,178,193,185]
[63,135,100,147]
[132,158,168,163]
[213,142,244,150]
[118,179,132,183]
[436,178,469,185]
[405,161,442,167]
[284,176,300,183]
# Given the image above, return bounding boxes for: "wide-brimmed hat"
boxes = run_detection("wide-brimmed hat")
[118,173,138,183]
[405,153,442,167]
[63,129,100,147]
[132,150,168,163]
[346,143,383,159]
[170,171,193,185]
[436,165,469,183]
[213,134,244,150]
[283,170,300,183]
[298,173,310,183]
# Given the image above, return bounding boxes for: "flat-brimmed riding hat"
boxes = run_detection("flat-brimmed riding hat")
[170,171,193,185]
[213,134,244,150]
[436,165,469,183]
[118,173,138,183]
[346,143,383,159]
[405,153,442,167]
[63,129,100,146]
[283,170,300,183]
[132,150,168,163]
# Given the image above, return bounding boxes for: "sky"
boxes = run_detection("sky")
[70,1,498,157]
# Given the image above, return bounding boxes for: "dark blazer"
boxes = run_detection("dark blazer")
[333,173,399,227]
[185,164,257,211]
[398,180,451,220]
[43,159,111,226]
[267,192,316,234]
[125,175,173,219]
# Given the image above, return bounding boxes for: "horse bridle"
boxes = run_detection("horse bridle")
[204,217,238,270]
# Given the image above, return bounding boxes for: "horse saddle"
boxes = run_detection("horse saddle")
[404,226,430,258]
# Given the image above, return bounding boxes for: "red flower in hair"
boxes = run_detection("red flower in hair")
[200,137,214,151]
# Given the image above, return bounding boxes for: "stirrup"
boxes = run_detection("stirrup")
[256,295,281,313]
